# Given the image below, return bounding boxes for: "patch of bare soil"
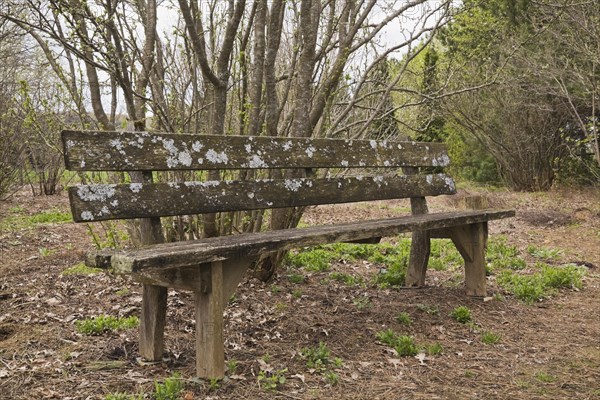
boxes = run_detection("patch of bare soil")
[1,186,599,399]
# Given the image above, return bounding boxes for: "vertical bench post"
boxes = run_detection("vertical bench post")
[450,222,488,297]
[195,261,225,379]
[131,171,168,361]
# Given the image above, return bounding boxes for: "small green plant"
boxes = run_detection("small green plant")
[76,315,139,335]
[486,236,526,272]
[287,273,305,284]
[115,288,130,296]
[376,329,418,357]
[451,306,472,323]
[286,249,334,272]
[104,393,142,400]
[226,360,239,375]
[498,265,584,304]
[395,312,412,326]
[324,371,339,385]
[416,304,440,315]
[38,247,54,257]
[208,378,220,391]
[257,369,287,391]
[301,342,336,372]
[154,372,184,400]
[62,262,103,276]
[329,271,360,285]
[352,295,371,310]
[292,289,303,299]
[395,335,418,357]
[87,222,130,250]
[527,245,563,261]
[425,343,443,355]
[270,284,281,293]
[535,372,555,383]
[481,331,501,345]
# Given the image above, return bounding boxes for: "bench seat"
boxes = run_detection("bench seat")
[91,209,514,273]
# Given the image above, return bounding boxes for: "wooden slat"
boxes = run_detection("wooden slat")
[62,130,450,171]
[68,173,456,222]
[100,210,515,273]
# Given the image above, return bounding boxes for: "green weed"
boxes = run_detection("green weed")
[498,264,584,303]
[416,304,440,315]
[487,236,526,272]
[104,393,142,400]
[376,329,418,357]
[1,209,71,232]
[76,315,139,335]
[425,343,443,355]
[62,262,103,276]
[226,360,239,375]
[258,369,287,391]
[535,372,555,383]
[395,312,412,326]
[301,342,342,372]
[352,295,371,310]
[38,247,54,257]
[87,222,129,250]
[428,239,463,271]
[154,373,184,400]
[450,306,472,323]
[287,273,305,284]
[324,371,339,385]
[527,245,563,261]
[286,249,334,272]
[481,331,501,345]
[329,271,361,285]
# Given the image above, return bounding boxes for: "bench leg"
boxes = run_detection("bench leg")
[405,231,431,287]
[140,284,168,360]
[195,261,225,379]
[449,222,488,297]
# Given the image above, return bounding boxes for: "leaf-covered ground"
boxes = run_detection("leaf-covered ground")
[1,186,599,399]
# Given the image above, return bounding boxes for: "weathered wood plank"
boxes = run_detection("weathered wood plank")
[68,174,456,222]
[101,210,515,273]
[62,130,450,171]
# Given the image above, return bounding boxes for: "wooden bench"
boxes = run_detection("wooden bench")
[61,130,514,379]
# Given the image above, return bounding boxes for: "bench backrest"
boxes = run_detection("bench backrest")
[62,130,455,223]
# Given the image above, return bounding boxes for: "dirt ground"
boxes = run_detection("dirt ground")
[1,186,599,399]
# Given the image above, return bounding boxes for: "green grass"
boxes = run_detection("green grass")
[105,394,142,400]
[62,262,103,276]
[76,315,139,335]
[287,273,306,284]
[450,306,473,323]
[376,329,418,357]
[535,372,556,383]
[0,208,71,232]
[425,343,443,355]
[329,271,361,285]
[481,330,501,345]
[301,342,342,372]
[154,373,184,400]
[395,312,413,326]
[486,236,527,272]
[527,245,563,261]
[498,264,584,304]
